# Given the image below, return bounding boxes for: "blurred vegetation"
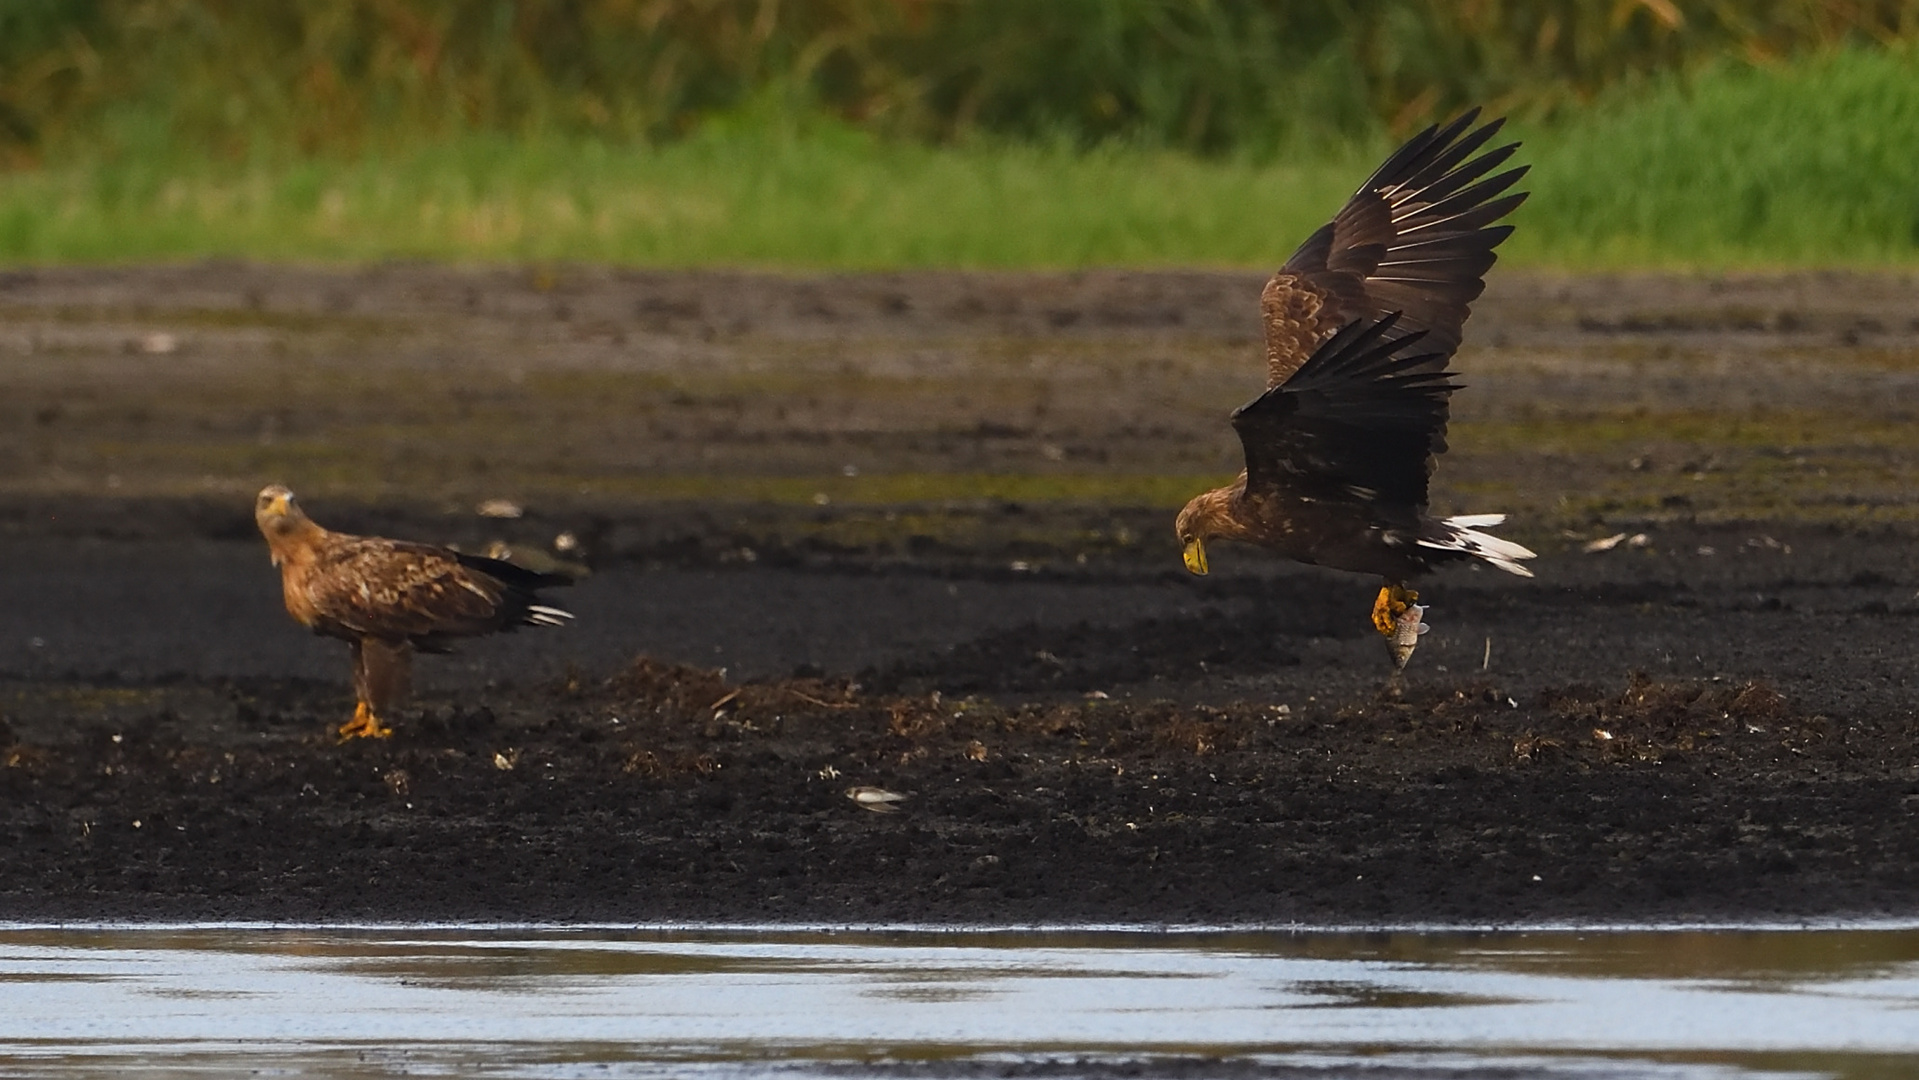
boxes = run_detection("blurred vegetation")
[1,1,1917,267]
[3,0,1919,162]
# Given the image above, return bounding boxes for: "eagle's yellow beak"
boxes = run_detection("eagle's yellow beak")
[1182,538,1208,576]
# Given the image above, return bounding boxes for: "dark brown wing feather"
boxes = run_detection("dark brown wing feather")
[305,538,569,643]
[1232,314,1456,512]
[1262,109,1527,387]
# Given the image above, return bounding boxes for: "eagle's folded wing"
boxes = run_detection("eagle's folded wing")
[305,539,509,639]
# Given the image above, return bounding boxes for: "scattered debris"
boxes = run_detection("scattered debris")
[1584,532,1651,554]
[477,498,524,519]
[482,541,589,579]
[846,786,909,813]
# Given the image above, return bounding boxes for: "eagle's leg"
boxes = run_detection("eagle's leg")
[339,639,399,741]
[1372,582,1428,672]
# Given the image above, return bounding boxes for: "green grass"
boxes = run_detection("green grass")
[2,48,1917,268]
[1510,47,1919,267]
[0,131,1362,267]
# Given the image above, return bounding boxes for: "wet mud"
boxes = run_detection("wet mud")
[2,266,1918,925]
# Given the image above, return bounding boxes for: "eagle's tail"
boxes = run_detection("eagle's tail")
[524,604,574,628]
[1418,513,1535,577]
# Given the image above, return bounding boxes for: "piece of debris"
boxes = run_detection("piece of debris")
[1628,533,1651,548]
[1593,728,1615,741]
[482,540,590,579]
[846,786,909,813]
[553,531,580,553]
[493,749,519,771]
[139,331,178,354]
[477,498,524,519]
[965,740,989,762]
[816,764,841,780]
[1583,533,1626,553]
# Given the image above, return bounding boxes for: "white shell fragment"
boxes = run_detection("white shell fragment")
[1389,603,1429,672]
[845,786,910,813]
[1584,531,1651,554]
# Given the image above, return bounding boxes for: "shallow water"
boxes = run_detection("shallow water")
[0,925,1916,1079]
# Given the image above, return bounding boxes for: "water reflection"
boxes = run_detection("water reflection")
[0,925,1914,1079]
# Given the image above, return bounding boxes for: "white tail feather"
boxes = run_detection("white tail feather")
[1417,514,1536,577]
[526,605,574,627]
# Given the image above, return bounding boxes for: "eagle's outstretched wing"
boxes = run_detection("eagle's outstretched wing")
[304,539,572,642]
[1231,314,1456,512]
[1262,109,1527,387]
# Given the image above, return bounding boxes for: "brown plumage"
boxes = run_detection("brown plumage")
[1175,110,1535,672]
[254,484,574,739]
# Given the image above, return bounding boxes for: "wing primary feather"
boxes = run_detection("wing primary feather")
[1394,191,1530,241]
[1358,108,1481,197]
[1391,141,1520,207]
[1381,116,1506,200]
[1395,168,1531,229]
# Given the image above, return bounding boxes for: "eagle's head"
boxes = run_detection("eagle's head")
[1173,500,1209,576]
[255,484,318,562]
[1175,487,1242,576]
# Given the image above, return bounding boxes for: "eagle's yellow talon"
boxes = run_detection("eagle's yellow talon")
[1371,583,1419,636]
[337,702,394,741]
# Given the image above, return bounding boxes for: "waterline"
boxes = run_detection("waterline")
[1,925,1914,1078]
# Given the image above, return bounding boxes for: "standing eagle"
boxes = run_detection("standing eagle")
[254,485,574,739]
[1174,110,1535,670]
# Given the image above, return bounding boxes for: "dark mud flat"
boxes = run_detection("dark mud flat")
[3,504,1918,926]
[2,266,1919,925]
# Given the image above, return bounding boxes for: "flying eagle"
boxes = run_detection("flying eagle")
[254,485,574,739]
[1174,110,1535,670]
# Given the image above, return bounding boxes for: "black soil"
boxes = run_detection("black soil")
[2,266,1918,926]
